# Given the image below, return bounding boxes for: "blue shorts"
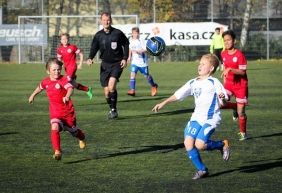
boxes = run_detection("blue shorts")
[130,64,149,76]
[184,121,215,143]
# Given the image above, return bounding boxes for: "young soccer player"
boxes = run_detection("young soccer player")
[127,27,158,97]
[221,30,249,141]
[28,58,86,161]
[57,33,93,99]
[152,54,230,180]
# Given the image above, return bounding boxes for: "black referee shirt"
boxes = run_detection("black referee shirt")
[88,27,129,63]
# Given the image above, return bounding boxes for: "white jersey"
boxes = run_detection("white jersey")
[174,76,228,126]
[129,38,148,67]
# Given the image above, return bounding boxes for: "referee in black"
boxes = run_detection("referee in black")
[87,12,129,119]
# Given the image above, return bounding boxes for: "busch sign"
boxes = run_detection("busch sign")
[0,24,47,45]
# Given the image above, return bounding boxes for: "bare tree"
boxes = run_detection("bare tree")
[66,1,74,33]
[102,0,111,13]
[240,0,253,49]
[54,0,65,36]
[50,0,65,57]
[75,0,81,36]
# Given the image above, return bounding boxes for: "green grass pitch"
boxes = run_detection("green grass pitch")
[0,60,282,193]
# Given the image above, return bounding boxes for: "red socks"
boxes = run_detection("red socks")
[77,84,89,92]
[239,116,247,133]
[222,102,237,110]
[50,128,85,153]
[50,130,60,151]
[76,129,85,140]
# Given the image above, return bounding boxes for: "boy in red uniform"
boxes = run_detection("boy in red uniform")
[29,58,86,160]
[221,30,248,141]
[57,33,93,99]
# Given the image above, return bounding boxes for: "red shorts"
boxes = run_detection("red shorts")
[224,82,248,104]
[50,113,76,130]
[65,66,77,81]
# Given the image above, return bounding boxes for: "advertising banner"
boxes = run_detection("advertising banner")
[113,22,228,46]
[0,24,47,45]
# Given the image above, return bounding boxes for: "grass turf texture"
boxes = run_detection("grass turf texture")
[0,60,281,193]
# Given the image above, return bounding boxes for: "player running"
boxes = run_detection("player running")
[28,58,86,161]
[153,54,230,180]
[57,33,93,99]
[221,30,249,141]
[127,27,158,97]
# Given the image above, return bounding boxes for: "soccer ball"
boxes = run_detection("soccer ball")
[146,36,166,56]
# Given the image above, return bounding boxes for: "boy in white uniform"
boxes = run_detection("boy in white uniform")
[127,27,158,97]
[153,54,230,180]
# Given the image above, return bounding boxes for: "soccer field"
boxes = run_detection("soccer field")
[0,60,281,193]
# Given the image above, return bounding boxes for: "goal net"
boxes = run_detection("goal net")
[18,15,138,64]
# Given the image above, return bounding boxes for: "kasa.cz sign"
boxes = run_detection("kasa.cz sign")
[113,22,228,46]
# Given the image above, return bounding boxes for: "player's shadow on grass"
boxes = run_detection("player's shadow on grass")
[0,132,19,136]
[248,132,282,140]
[119,95,169,103]
[75,95,168,107]
[64,143,184,164]
[209,157,282,178]
[117,108,194,120]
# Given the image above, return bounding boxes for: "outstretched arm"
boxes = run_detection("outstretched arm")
[152,95,178,113]
[28,86,42,104]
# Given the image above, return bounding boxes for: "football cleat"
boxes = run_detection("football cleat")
[127,89,136,96]
[86,87,93,100]
[53,150,62,161]
[238,132,248,141]
[108,109,118,119]
[151,84,158,96]
[221,139,230,161]
[79,139,86,149]
[192,170,209,180]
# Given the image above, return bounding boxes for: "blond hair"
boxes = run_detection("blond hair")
[60,33,70,40]
[45,58,63,70]
[201,54,220,74]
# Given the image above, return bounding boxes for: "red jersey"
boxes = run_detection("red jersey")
[57,44,80,67]
[221,49,248,86]
[40,75,75,119]
[57,44,81,80]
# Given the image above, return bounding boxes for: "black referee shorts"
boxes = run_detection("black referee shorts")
[100,61,123,87]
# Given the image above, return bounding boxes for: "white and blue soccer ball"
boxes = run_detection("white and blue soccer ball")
[146,36,166,56]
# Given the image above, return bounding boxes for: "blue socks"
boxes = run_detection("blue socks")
[187,148,207,171]
[147,75,156,87]
[187,141,223,171]
[129,79,135,90]
[206,140,224,151]
[130,75,157,89]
